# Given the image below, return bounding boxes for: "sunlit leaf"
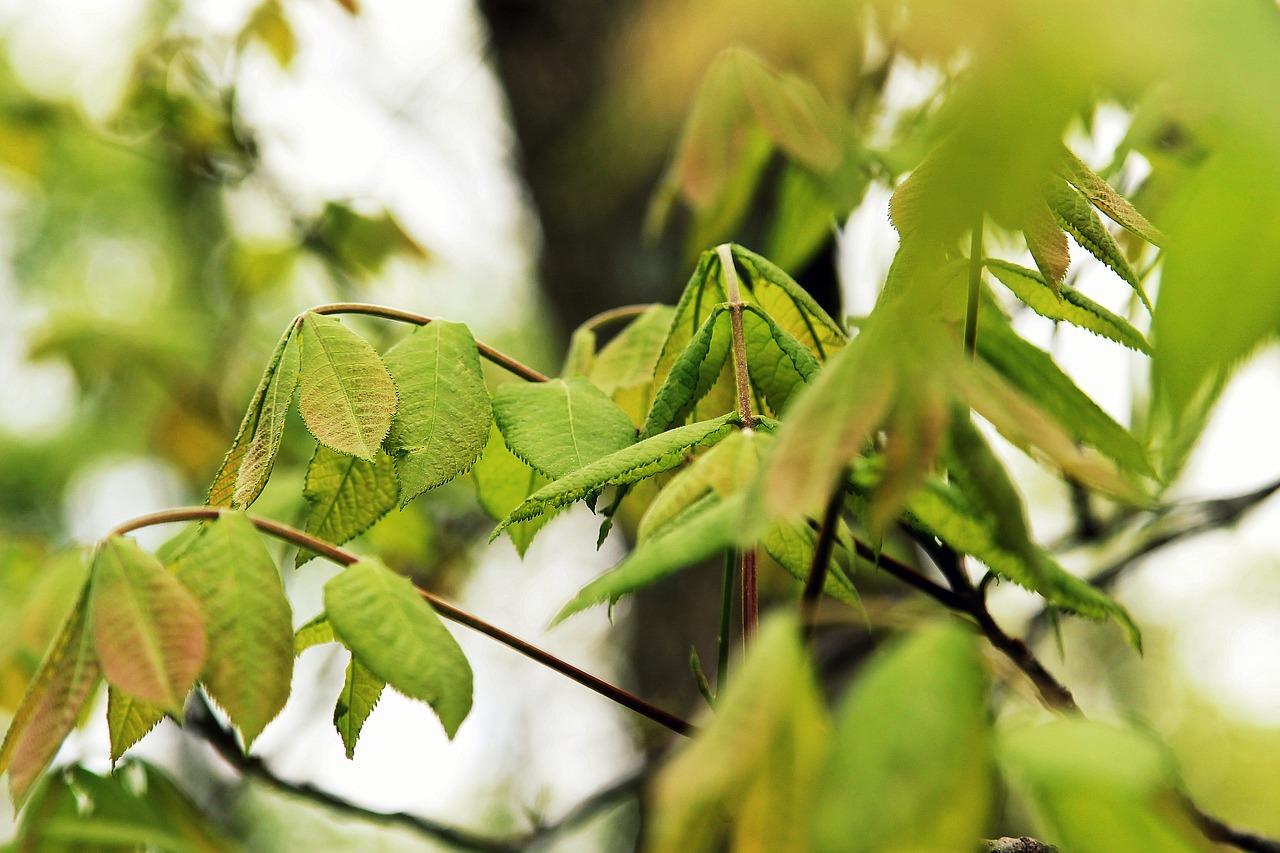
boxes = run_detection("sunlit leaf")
[383,321,492,502]
[493,377,636,479]
[324,559,472,738]
[298,445,399,566]
[472,423,551,556]
[733,244,847,360]
[1059,148,1164,246]
[294,612,336,656]
[334,656,385,760]
[170,513,293,746]
[106,687,165,764]
[90,537,204,715]
[742,304,820,413]
[298,312,397,461]
[588,306,676,396]
[637,428,766,541]
[760,522,861,607]
[1022,197,1070,292]
[1047,181,1151,311]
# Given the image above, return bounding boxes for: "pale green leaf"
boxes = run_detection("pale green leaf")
[494,413,739,532]
[492,377,637,479]
[813,623,993,853]
[763,162,842,273]
[324,558,472,738]
[686,124,773,255]
[207,325,300,508]
[649,615,828,853]
[1047,181,1152,312]
[653,252,727,390]
[562,325,596,378]
[985,260,1151,353]
[760,522,860,607]
[742,304,820,414]
[383,321,492,502]
[589,305,676,395]
[733,49,842,173]
[1023,196,1070,291]
[90,537,204,714]
[637,428,767,541]
[472,423,551,556]
[1000,720,1211,853]
[334,656,385,759]
[1060,149,1165,247]
[1,596,101,805]
[106,687,166,764]
[732,244,847,359]
[298,312,397,461]
[294,612,336,656]
[298,445,399,566]
[640,307,731,440]
[555,495,747,625]
[170,512,293,746]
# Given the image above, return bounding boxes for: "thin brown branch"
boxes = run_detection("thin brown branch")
[110,508,693,737]
[575,303,658,335]
[716,244,755,432]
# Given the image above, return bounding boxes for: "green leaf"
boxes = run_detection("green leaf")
[170,512,294,746]
[649,615,828,853]
[297,312,397,461]
[298,445,399,566]
[742,303,820,414]
[640,306,731,440]
[1023,196,1071,291]
[494,413,739,532]
[472,423,551,556]
[637,428,767,541]
[1047,181,1152,312]
[985,260,1151,353]
[1059,148,1164,247]
[334,656,385,760]
[106,687,165,764]
[242,0,296,67]
[684,125,773,256]
[324,558,472,738]
[555,494,747,625]
[976,306,1154,478]
[90,537,204,715]
[760,522,860,607]
[561,325,596,378]
[492,377,637,479]
[812,623,993,853]
[653,252,728,391]
[383,321,492,502]
[588,305,676,395]
[732,244,847,359]
[763,162,842,273]
[294,613,336,656]
[0,596,101,805]
[1000,720,1211,853]
[207,325,300,508]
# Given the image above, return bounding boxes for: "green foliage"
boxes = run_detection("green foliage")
[492,377,636,478]
[106,688,165,765]
[299,446,399,565]
[297,313,398,461]
[471,423,551,556]
[334,657,385,760]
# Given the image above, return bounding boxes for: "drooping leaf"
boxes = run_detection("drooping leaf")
[742,304,821,414]
[298,445,399,566]
[763,162,843,274]
[472,423,551,556]
[324,559,472,738]
[561,325,596,379]
[294,612,336,656]
[206,325,300,508]
[653,252,728,390]
[170,512,293,746]
[649,615,828,853]
[640,307,731,440]
[686,125,774,256]
[1046,181,1152,312]
[334,656,385,759]
[90,537,204,715]
[732,244,847,359]
[588,305,676,396]
[297,312,397,461]
[383,321,492,502]
[492,377,637,480]
[1022,196,1071,291]
[555,495,747,625]
[985,259,1151,353]
[636,428,767,541]
[494,413,739,533]
[760,522,861,607]
[1000,720,1211,853]
[0,596,101,805]
[812,623,993,852]
[106,687,166,764]
[1059,148,1165,247]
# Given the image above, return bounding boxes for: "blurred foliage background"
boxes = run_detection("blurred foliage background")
[3,0,1280,850]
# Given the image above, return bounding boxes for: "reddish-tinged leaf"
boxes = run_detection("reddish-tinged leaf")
[90,537,205,715]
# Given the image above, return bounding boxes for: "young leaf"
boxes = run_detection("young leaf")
[494,413,739,532]
[588,305,676,395]
[492,377,637,479]
[298,445,399,566]
[760,522,860,607]
[207,325,300,509]
[554,494,747,625]
[90,537,204,714]
[640,307,731,440]
[106,687,166,764]
[732,244,847,359]
[1059,149,1165,247]
[985,260,1151,353]
[636,428,766,541]
[1022,196,1070,291]
[298,312,397,461]
[649,614,828,853]
[170,512,294,746]
[294,612,336,656]
[324,558,472,738]
[334,656,385,759]
[1000,720,1210,853]
[472,423,551,556]
[562,325,596,378]
[1047,181,1152,312]
[0,597,101,805]
[812,623,993,852]
[653,252,727,390]
[742,303,820,414]
[383,321,492,502]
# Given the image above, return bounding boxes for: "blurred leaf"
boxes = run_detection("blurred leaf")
[1000,720,1211,853]
[298,313,397,461]
[106,688,166,765]
[812,623,993,852]
[1059,148,1164,246]
[324,558,472,738]
[241,0,297,68]
[334,656,385,760]
[90,537,204,715]
[316,203,428,275]
[298,446,399,566]
[638,428,766,541]
[383,321,492,503]
[1046,181,1151,312]
[493,377,636,479]
[472,423,550,556]
[588,306,675,396]
[170,513,293,746]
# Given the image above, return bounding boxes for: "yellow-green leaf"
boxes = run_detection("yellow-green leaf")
[299,446,399,566]
[472,423,551,556]
[492,377,636,479]
[334,655,385,759]
[298,312,397,461]
[106,687,166,764]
